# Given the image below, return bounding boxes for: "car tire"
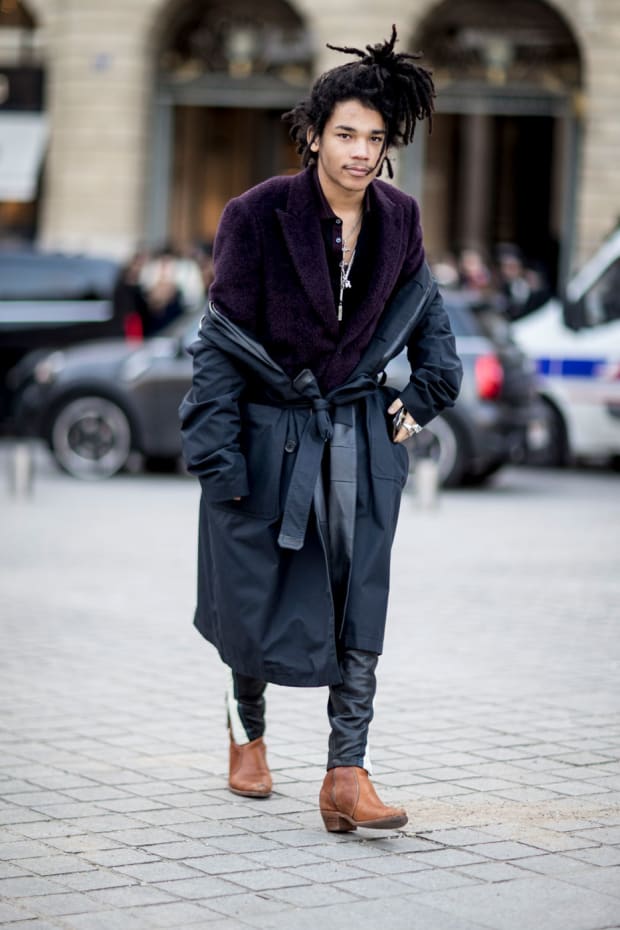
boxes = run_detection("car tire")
[404,413,467,488]
[463,460,504,486]
[49,395,133,479]
[528,399,569,467]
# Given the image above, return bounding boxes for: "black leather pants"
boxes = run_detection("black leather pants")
[227,648,378,772]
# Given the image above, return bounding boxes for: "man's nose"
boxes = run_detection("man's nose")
[351,139,370,159]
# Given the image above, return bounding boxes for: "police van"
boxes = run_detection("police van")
[513,229,620,466]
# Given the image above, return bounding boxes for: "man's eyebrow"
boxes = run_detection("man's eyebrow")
[334,124,386,134]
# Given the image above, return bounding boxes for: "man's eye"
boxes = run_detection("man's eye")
[337,133,351,139]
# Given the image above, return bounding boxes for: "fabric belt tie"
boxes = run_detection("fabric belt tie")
[277,372,334,551]
[277,369,378,552]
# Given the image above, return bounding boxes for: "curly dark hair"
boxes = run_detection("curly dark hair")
[283,25,435,178]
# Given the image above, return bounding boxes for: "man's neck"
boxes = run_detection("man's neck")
[316,167,367,217]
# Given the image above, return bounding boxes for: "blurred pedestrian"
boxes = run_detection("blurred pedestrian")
[494,243,550,320]
[432,253,460,288]
[458,247,492,293]
[180,25,462,833]
[112,250,150,340]
[140,248,185,336]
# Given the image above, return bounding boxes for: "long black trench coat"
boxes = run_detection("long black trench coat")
[179,264,462,687]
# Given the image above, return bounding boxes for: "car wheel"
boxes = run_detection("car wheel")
[404,413,467,488]
[49,395,132,479]
[528,399,569,467]
[463,460,504,486]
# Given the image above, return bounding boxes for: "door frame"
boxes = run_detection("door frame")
[400,81,582,293]
[145,73,306,246]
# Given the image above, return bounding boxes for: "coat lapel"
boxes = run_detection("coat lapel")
[339,182,405,351]
[276,170,406,344]
[276,171,339,334]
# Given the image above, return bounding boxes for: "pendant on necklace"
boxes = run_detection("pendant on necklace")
[337,248,355,323]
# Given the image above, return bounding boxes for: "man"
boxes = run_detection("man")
[180,26,462,833]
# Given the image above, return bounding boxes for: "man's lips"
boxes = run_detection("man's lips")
[344,166,370,176]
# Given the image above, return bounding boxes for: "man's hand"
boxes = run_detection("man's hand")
[387,398,419,444]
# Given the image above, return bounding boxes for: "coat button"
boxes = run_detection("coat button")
[284,439,297,453]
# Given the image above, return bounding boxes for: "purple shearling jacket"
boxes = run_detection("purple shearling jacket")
[209,166,424,394]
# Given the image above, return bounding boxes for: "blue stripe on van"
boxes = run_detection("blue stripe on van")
[536,358,605,378]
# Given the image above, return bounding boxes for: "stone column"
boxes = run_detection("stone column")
[39,2,153,258]
[456,111,493,252]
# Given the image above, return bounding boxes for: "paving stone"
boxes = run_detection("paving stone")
[544,781,611,797]
[25,891,106,917]
[115,860,204,882]
[0,876,65,897]
[303,840,396,861]
[0,921,67,930]
[124,901,224,926]
[419,827,500,846]
[453,861,532,883]
[52,869,137,892]
[204,834,281,855]
[565,846,620,867]
[85,884,176,907]
[268,882,361,907]
[412,847,490,868]
[58,909,157,930]
[101,827,186,846]
[154,875,248,898]
[243,847,325,869]
[0,841,55,860]
[333,874,433,899]
[164,820,247,839]
[15,854,96,876]
[550,752,619,767]
[0,861,27,879]
[415,874,620,930]
[138,840,213,859]
[8,821,86,840]
[205,891,290,920]
[574,825,620,844]
[258,895,491,929]
[393,869,482,893]
[0,901,39,923]
[82,848,158,867]
[466,841,548,861]
[284,861,373,884]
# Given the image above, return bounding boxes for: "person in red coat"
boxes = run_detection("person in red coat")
[180,26,462,832]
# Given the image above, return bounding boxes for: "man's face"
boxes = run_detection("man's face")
[309,99,387,201]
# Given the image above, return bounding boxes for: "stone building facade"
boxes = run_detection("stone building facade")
[1,0,619,287]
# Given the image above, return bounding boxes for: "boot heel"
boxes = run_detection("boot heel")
[321,810,356,833]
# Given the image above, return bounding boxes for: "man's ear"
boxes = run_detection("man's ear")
[307,128,319,152]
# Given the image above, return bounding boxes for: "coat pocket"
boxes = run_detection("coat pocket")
[213,401,286,519]
[366,392,410,488]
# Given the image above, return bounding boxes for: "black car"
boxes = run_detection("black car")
[10,294,545,483]
[10,312,197,478]
[0,250,123,429]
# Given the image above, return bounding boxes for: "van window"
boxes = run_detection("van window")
[583,258,620,327]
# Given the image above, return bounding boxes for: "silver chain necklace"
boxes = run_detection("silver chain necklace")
[337,212,363,322]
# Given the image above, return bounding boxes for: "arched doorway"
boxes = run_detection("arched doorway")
[405,0,582,292]
[146,0,312,249]
[0,0,46,242]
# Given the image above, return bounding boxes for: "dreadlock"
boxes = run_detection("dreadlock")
[283,25,435,178]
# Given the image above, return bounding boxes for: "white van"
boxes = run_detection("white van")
[513,229,620,465]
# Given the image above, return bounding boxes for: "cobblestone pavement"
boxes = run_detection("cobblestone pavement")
[1,443,619,930]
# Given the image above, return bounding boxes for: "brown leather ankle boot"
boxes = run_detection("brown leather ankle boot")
[228,735,272,798]
[319,766,407,832]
